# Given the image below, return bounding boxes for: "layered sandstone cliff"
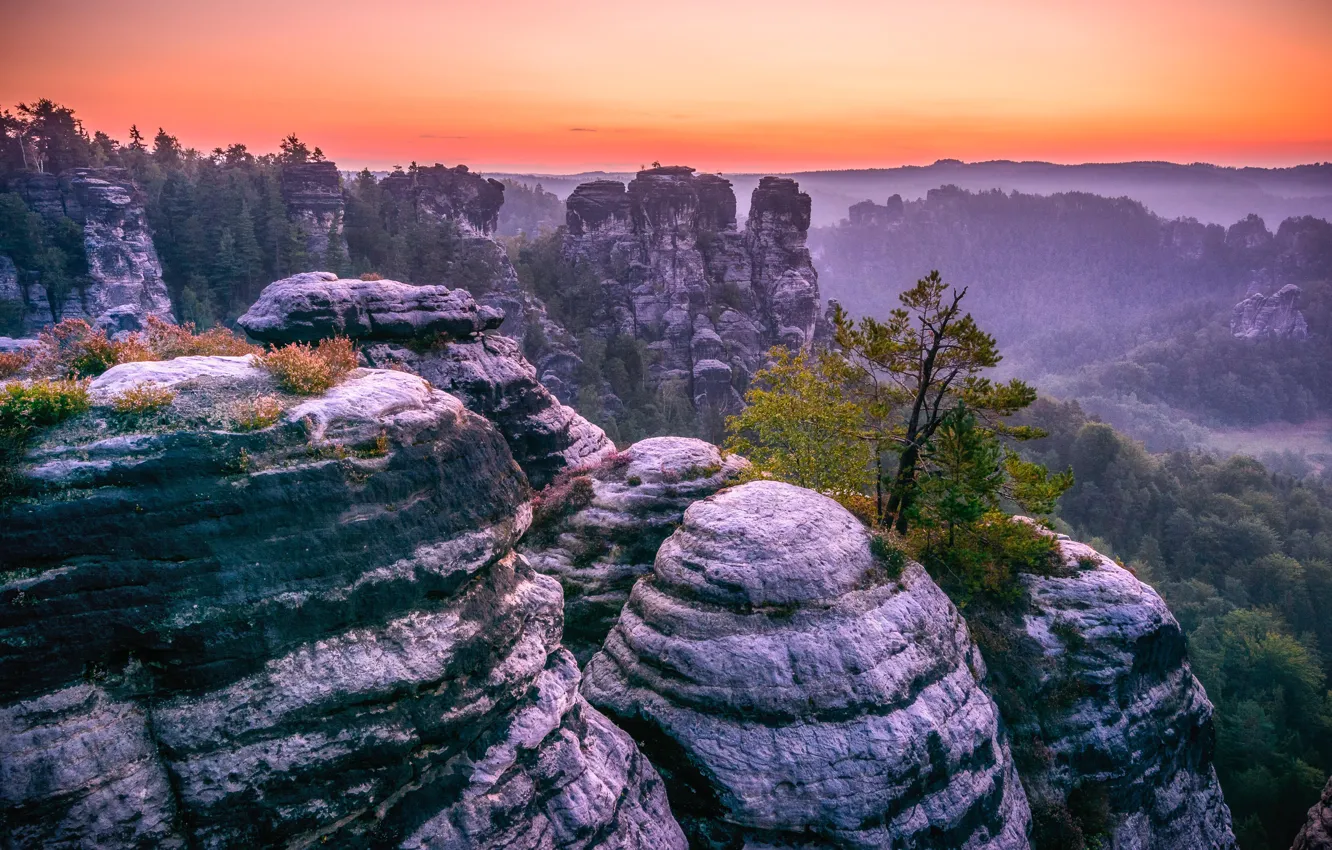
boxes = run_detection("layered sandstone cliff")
[563,167,822,414]
[2,168,173,334]
[238,272,613,488]
[0,357,683,850]
[582,481,1032,849]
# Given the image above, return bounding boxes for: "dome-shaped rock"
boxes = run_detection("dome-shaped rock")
[582,480,1031,849]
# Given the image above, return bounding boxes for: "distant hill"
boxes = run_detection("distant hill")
[485,160,1332,228]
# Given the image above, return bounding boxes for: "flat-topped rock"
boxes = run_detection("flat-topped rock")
[237,272,504,344]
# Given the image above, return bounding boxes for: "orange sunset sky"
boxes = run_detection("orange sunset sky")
[3,0,1331,173]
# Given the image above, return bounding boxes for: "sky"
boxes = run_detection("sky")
[3,0,1331,173]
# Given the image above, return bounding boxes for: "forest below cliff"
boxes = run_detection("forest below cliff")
[810,187,1332,455]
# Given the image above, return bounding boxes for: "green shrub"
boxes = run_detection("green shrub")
[870,531,908,578]
[1,379,91,431]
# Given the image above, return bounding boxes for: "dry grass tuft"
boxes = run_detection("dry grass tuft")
[111,382,176,415]
[230,394,285,431]
[0,351,30,379]
[144,315,258,359]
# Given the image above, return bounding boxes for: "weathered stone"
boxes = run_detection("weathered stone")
[0,358,684,850]
[562,166,823,414]
[583,481,1031,849]
[362,334,614,489]
[237,272,504,343]
[521,437,748,664]
[381,164,505,235]
[992,526,1236,850]
[1293,776,1332,850]
[1230,283,1308,339]
[282,161,345,268]
[1,168,172,334]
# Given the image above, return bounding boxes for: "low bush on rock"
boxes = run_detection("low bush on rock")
[0,350,29,379]
[29,317,258,379]
[530,471,596,540]
[110,382,176,416]
[142,315,258,359]
[31,320,124,378]
[230,395,284,431]
[1,379,91,432]
[259,337,358,395]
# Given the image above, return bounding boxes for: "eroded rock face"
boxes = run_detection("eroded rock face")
[989,528,1236,850]
[1293,777,1332,850]
[563,166,822,415]
[362,333,615,489]
[1,168,173,334]
[381,164,506,236]
[237,271,505,343]
[282,161,345,268]
[520,437,749,664]
[1230,283,1309,339]
[0,357,684,850]
[582,480,1031,849]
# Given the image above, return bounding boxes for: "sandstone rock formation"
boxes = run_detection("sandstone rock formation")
[372,164,587,402]
[1230,283,1309,339]
[985,527,1236,849]
[381,164,506,236]
[1,168,173,334]
[362,333,615,489]
[237,271,504,343]
[563,166,823,414]
[0,356,685,850]
[1293,776,1332,850]
[281,160,345,269]
[520,436,748,664]
[582,480,1032,849]
[238,271,612,488]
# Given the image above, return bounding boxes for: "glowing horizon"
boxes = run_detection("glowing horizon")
[3,0,1330,173]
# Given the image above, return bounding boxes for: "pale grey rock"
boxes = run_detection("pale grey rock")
[562,167,823,413]
[1293,776,1332,850]
[583,480,1031,849]
[1007,526,1236,850]
[1230,283,1309,339]
[521,436,748,663]
[1,357,684,850]
[282,161,344,268]
[1,168,172,334]
[0,684,185,849]
[361,333,613,489]
[237,272,504,344]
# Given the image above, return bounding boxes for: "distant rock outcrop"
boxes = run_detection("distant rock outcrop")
[564,166,823,414]
[2,168,173,334]
[381,163,506,236]
[238,271,613,488]
[520,436,749,664]
[281,161,344,269]
[983,526,1236,849]
[1230,283,1309,339]
[582,480,1031,849]
[1293,777,1332,850]
[0,357,684,850]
